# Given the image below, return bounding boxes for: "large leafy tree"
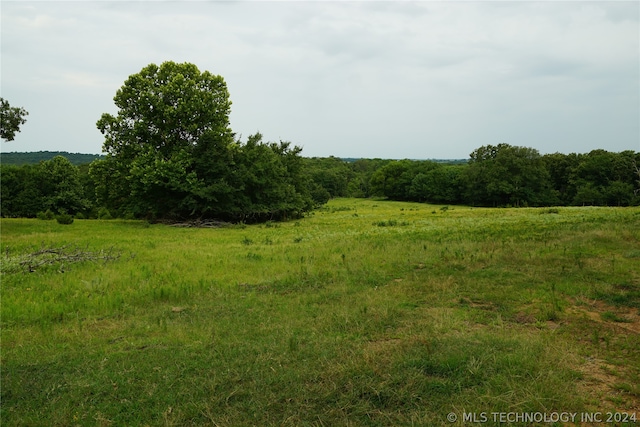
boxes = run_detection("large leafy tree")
[97,62,232,159]
[463,143,554,207]
[93,61,314,220]
[94,61,233,218]
[1,97,29,142]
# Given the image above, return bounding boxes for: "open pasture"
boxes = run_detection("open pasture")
[1,199,639,426]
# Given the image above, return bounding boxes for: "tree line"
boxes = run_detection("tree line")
[2,145,638,220]
[1,62,639,221]
[0,151,104,166]
[304,145,640,207]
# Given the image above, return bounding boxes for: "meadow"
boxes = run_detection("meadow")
[1,198,639,426]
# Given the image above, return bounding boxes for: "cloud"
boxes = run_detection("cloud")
[1,1,637,158]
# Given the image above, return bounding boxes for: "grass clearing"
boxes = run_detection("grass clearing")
[2,199,639,425]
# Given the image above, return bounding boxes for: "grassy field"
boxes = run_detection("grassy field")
[1,198,639,426]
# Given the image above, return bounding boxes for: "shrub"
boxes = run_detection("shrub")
[55,213,74,225]
[541,208,560,215]
[373,219,409,227]
[36,209,55,220]
[373,219,396,227]
[97,207,113,220]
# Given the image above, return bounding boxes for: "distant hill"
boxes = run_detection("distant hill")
[341,157,468,164]
[0,151,105,166]
[0,151,467,167]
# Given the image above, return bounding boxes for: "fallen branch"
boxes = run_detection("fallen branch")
[2,244,123,274]
[167,219,231,228]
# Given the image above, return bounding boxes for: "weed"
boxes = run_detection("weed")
[246,252,262,261]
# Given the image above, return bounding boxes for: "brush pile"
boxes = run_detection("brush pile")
[1,244,122,274]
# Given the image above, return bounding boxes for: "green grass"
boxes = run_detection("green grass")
[2,199,639,426]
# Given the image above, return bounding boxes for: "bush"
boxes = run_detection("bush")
[55,214,74,225]
[36,209,55,220]
[541,208,560,215]
[373,219,409,227]
[97,207,113,220]
[373,219,398,227]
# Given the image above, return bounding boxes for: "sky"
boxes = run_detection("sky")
[1,1,638,159]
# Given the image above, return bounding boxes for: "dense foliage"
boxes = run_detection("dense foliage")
[354,145,640,207]
[89,61,314,221]
[2,146,638,219]
[1,156,91,217]
[0,97,29,142]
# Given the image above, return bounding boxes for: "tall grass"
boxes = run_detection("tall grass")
[2,200,639,425]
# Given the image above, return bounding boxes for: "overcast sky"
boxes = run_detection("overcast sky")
[1,1,638,159]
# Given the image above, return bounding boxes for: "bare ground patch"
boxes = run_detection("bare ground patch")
[566,298,640,414]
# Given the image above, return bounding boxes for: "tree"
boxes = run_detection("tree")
[97,62,232,159]
[542,152,580,205]
[0,157,90,217]
[347,158,390,198]
[0,164,44,217]
[567,150,639,206]
[1,97,29,141]
[233,133,313,221]
[411,165,463,204]
[93,61,315,221]
[634,158,640,199]
[94,61,234,218]
[605,181,634,206]
[463,144,554,207]
[370,160,417,200]
[304,156,353,198]
[39,156,90,215]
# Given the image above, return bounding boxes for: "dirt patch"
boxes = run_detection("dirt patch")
[567,298,640,413]
[568,298,640,334]
[512,311,537,325]
[575,356,640,414]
